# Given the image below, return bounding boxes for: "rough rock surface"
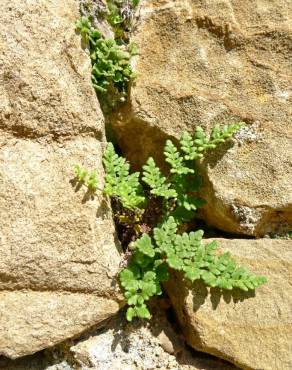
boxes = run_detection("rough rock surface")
[112,0,292,236]
[68,309,238,370]
[0,307,239,370]
[164,238,292,370]
[0,0,122,359]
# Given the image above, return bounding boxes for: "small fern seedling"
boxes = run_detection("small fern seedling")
[74,164,88,183]
[87,170,98,191]
[74,165,99,192]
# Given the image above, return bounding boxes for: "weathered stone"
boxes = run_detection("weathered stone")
[0,292,119,359]
[0,0,122,359]
[68,308,239,370]
[0,306,239,370]
[164,238,292,370]
[112,0,292,236]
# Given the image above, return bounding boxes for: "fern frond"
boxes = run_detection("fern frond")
[142,157,177,199]
[164,140,194,175]
[153,217,266,291]
[103,143,130,183]
[87,170,98,191]
[133,234,155,257]
[164,226,267,291]
[180,132,199,160]
[193,126,210,152]
[210,123,243,144]
[120,216,267,321]
[153,216,177,254]
[74,165,88,182]
[103,143,145,209]
[120,257,164,321]
[180,123,243,161]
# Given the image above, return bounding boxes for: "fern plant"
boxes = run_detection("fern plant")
[75,143,145,239]
[121,216,267,321]
[76,17,137,97]
[103,143,145,209]
[142,123,243,224]
[74,123,267,320]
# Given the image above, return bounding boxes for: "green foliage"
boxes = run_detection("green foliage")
[87,170,99,191]
[74,123,267,321]
[75,144,145,211]
[155,217,267,290]
[106,0,140,40]
[142,158,177,199]
[164,140,194,175]
[76,17,137,97]
[120,216,267,320]
[120,243,169,321]
[181,123,243,160]
[141,124,244,224]
[74,164,88,183]
[102,143,145,209]
[74,165,99,191]
[107,1,123,27]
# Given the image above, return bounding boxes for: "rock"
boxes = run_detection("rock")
[69,308,239,370]
[0,0,122,359]
[0,353,50,370]
[164,238,292,370]
[156,328,182,355]
[0,307,240,370]
[112,0,292,236]
[149,305,185,355]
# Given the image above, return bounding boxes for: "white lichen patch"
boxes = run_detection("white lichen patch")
[69,316,181,370]
[274,88,291,101]
[230,204,261,234]
[234,122,262,145]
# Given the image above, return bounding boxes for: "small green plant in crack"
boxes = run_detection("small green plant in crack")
[76,17,137,98]
[74,165,99,192]
[103,142,145,210]
[74,123,267,320]
[75,143,146,237]
[79,0,108,19]
[142,123,244,224]
[106,0,140,40]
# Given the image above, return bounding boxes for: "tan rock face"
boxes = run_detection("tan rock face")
[112,0,292,236]
[164,238,292,370]
[0,292,119,359]
[0,0,122,359]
